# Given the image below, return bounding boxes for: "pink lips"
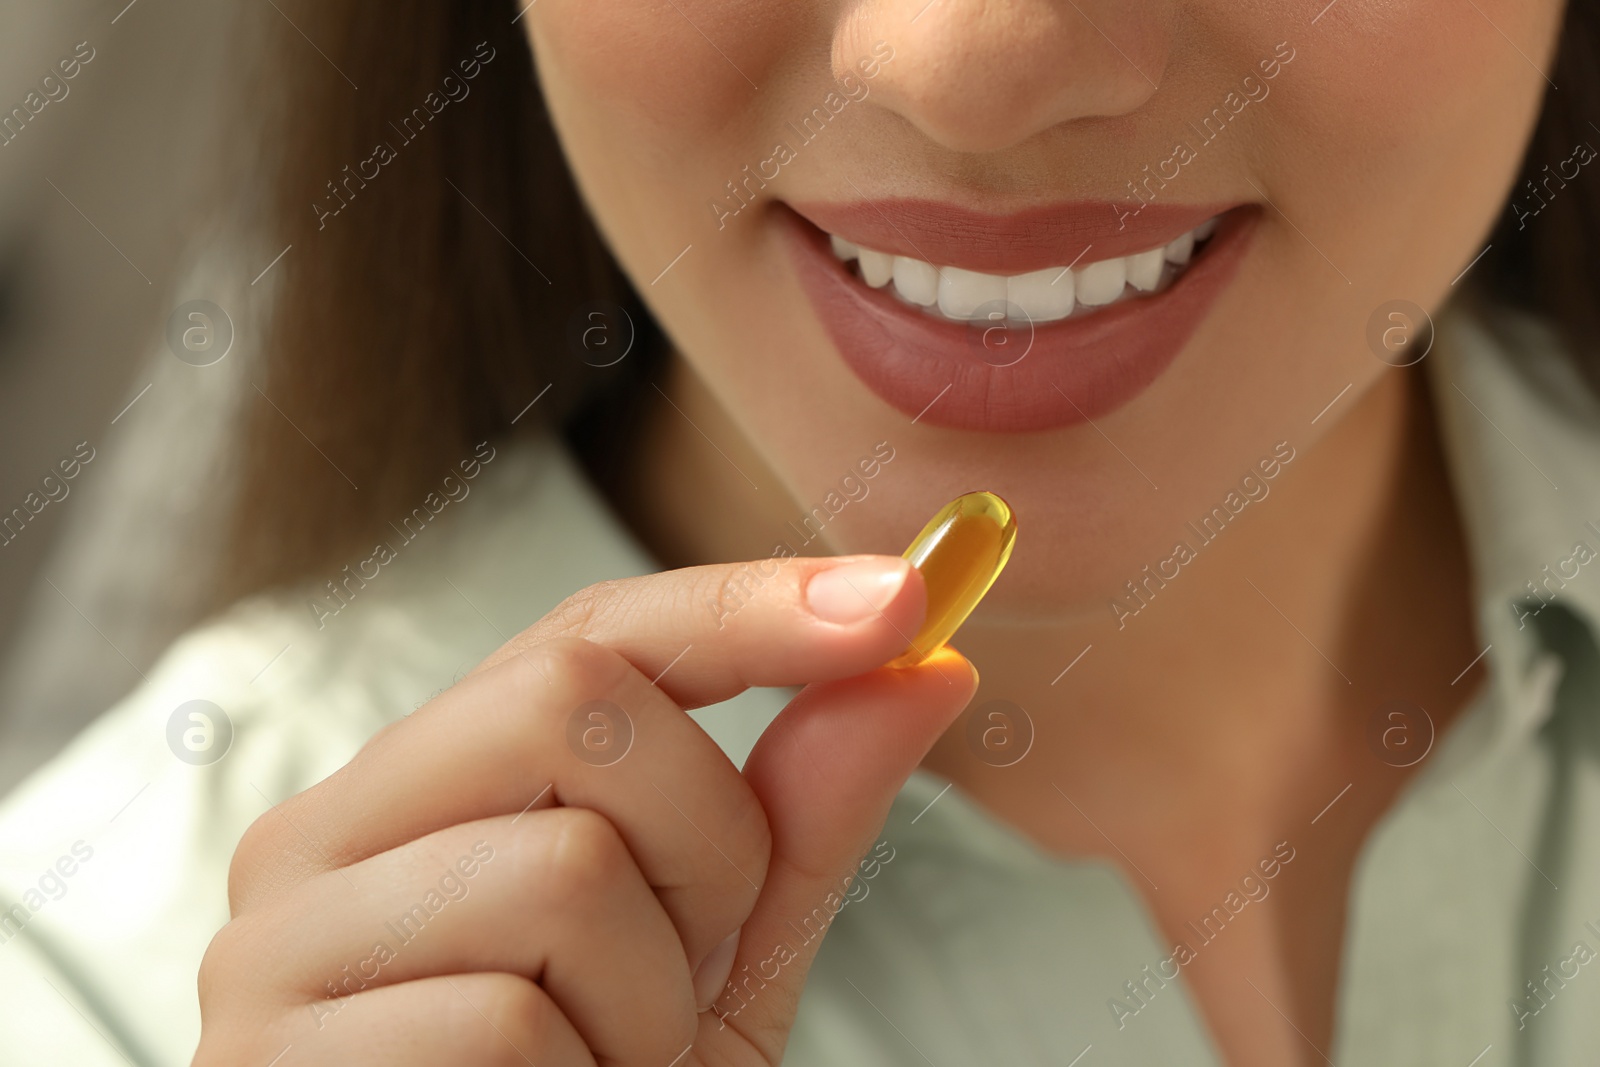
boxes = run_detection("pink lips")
[783,199,1258,433]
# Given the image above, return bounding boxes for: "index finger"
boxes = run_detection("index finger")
[472,554,932,708]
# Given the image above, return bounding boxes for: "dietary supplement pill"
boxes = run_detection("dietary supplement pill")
[889,490,1017,668]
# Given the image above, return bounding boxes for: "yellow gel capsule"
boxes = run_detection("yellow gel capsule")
[889,491,1017,668]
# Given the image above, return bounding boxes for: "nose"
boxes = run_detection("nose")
[835,0,1173,154]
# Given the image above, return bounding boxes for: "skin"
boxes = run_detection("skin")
[200,558,977,1064]
[199,1,1566,1065]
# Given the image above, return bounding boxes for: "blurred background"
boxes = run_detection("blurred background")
[0,0,263,793]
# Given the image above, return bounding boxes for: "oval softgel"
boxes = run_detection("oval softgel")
[889,491,1017,668]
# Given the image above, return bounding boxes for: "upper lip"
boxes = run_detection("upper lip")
[788,198,1242,274]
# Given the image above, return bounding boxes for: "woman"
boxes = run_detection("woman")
[2,0,1599,1063]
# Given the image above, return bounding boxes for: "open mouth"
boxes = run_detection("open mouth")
[783,198,1259,433]
[829,215,1219,326]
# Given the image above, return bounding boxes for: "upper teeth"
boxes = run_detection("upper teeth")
[828,216,1220,324]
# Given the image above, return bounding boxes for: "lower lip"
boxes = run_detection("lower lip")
[783,207,1259,433]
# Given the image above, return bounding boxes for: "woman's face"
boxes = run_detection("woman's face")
[522,0,1562,619]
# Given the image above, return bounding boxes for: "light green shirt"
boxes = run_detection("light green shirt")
[1,305,1598,1065]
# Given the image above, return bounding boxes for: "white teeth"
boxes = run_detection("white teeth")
[858,248,894,288]
[1075,256,1127,306]
[1008,267,1075,322]
[892,256,939,307]
[937,266,1006,319]
[1165,231,1194,266]
[827,212,1223,323]
[1126,247,1165,292]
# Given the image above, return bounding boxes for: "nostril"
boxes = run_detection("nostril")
[835,0,1172,154]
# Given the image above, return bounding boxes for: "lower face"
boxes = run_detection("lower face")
[523,0,1560,620]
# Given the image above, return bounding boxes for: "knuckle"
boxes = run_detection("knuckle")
[497,635,628,708]
[534,635,627,696]
[531,806,635,913]
[196,917,252,1004]
[700,561,766,631]
[541,579,622,638]
[226,809,294,913]
[226,788,339,914]
[460,978,558,1064]
[229,809,276,882]
[719,790,774,905]
[701,555,800,632]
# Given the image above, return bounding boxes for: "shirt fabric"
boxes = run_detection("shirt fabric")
[2,305,1599,1066]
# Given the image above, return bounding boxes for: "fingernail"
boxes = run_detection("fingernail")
[805,558,909,625]
[693,929,741,1012]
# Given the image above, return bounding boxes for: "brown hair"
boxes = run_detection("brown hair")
[1478,0,1600,373]
[220,1,660,606]
[224,0,1600,604]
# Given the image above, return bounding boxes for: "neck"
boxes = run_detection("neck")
[630,354,1482,831]
[930,364,1482,836]
[628,352,1484,1061]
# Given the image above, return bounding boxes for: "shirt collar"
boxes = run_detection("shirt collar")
[1427,301,1600,743]
[516,304,1599,760]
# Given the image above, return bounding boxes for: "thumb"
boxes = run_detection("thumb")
[698,647,978,1061]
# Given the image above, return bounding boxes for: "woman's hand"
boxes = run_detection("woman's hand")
[194,554,976,1066]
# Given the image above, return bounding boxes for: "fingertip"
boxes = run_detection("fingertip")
[903,645,980,714]
[925,645,979,690]
[802,554,925,631]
